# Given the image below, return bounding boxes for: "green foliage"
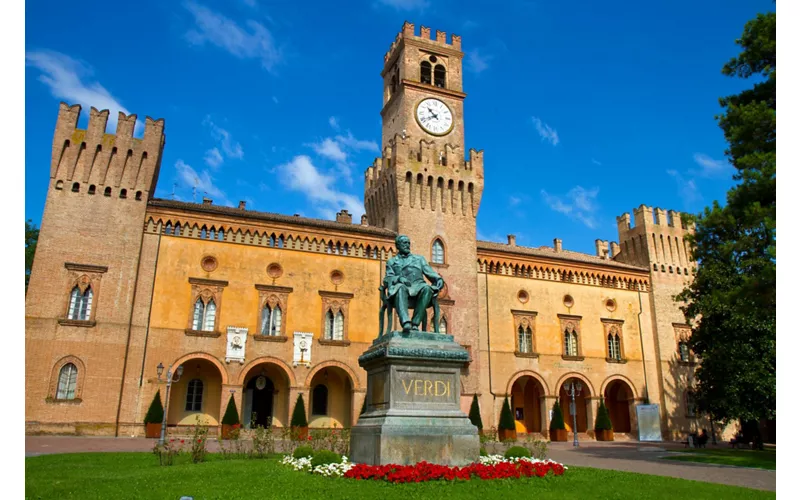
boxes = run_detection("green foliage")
[504,446,531,459]
[221,395,240,426]
[292,445,314,459]
[290,394,308,427]
[360,396,367,415]
[676,10,775,424]
[468,394,483,430]
[25,219,39,293]
[549,400,565,431]
[594,400,613,431]
[479,447,487,457]
[143,391,164,424]
[498,397,515,431]
[310,450,341,468]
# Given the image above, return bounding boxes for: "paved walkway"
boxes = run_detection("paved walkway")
[25,436,775,492]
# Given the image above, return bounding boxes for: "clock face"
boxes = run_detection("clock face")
[416,98,453,136]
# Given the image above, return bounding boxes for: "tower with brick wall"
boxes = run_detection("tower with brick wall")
[365,22,484,401]
[615,205,699,437]
[25,103,165,435]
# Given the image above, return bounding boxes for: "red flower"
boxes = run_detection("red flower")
[342,459,565,483]
[197,439,202,443]
[180,440,185,444]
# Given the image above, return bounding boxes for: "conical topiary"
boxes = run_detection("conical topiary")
[144,390,164,424]
[290,394,308,427]
[360,396,367,415]
[595,400,613,431]
[498,397,515,431]
[221,395,240,425]
[468,394,483,430]
[549,399,566,430]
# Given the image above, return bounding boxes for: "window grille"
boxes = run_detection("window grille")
[56,363,78,400]
[185,379,204,412]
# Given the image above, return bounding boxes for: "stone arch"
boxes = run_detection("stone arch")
[505,370,550,397]
[599,374,639,399]
[305,360,361,390]
[237,356,296,387]
[171,352,229,385]
[48,355,87,400]
[555,372,595,397]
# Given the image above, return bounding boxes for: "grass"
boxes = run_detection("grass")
[25,453,775,500]
[663,447,776,470]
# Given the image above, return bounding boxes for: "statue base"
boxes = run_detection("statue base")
[349,331,480,466]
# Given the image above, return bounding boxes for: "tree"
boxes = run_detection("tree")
[221,395,240,426]
[25,219,39,293]
[498,397,515,431]
[594,400,613,431]
[290,394,308,427]
[549,400,565,431]
[468,394,483,430]
[144,390,164,424]
[676,10,775,427]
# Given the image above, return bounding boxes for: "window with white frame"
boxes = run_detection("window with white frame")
[679,341,690,362]
[607,328,622,360]
[56,363,78,400]
[564,327,578,357]
[185,379,204,412]
[432,239,445,264]
[518,325,533,354]
[324,310,344,340]
[68,286,93,320]
[261,304,282,336]
[192,298,217,331]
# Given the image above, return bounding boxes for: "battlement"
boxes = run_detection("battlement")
[615,205,696,273]
[618,205,695,232]
[384,21,462,65]
[50,102,166,195]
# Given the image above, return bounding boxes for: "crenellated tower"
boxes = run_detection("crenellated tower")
[365,22,484,403]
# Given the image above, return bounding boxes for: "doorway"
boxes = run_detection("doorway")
[244,374,274,428]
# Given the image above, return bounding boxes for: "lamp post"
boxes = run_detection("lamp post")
[156,362,184,446]
[563,380,583,447]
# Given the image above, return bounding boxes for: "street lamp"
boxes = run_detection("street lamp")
[563,379,583,447]
[156,362,184,445]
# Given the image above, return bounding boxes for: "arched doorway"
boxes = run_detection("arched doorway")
[245,373,275,428]
[308,366,354,428]
[241,362,291,429]
[166,357,224,428]
[559,377,591,433]
[510,376,545,434]
[604,380,634,433]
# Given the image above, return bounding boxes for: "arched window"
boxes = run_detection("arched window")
[164,223,173,235]
[679,341,690,362]
[135,191,142,201]
[119,189,127,199]
[607,329,621,360]
[312,384,328,415]
[104,186,112,197]
[433,64,446,88]
[192,298,216,331]
[174,223,181,236]
[517,325,533,353]
[185,379,204,412]
[71,182,80,192]
[261,304,282,336]
[432,239,445,264]
[564,327,578,357]
[439,316,447,334]
[420,61,432,85]
[324,310,344,340]
[68,286,93,321]
[88,185,96,195]
[56,363,78,400]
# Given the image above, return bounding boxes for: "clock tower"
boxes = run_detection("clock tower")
[364,22,484,400]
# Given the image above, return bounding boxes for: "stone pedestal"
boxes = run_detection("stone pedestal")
[350,331,480,466]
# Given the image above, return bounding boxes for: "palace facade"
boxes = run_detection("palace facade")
[25,22,715,441]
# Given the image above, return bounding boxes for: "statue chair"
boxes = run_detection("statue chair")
[378,284,441,338]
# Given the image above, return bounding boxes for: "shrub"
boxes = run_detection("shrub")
[468,394,483,430]
[504,446,531,459]
[549,400,566,431]
[595,400,613,431]
[291,394,308,427]
[189,419,208,464]
[293,445,314,459]
[498,397,515,431]
[360,397,367,415]
[144,391,164,424]
[221,395,240,426]
[479,447,488,456]
[310,450,341,468]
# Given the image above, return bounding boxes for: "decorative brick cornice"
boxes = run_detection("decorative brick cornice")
[64,263,108,274]
[255,284,294,293]
[601,318,625,325]
[511,309,538,317]
[557,314,582,321]
[189,277,229,287]
[318,291,355,299]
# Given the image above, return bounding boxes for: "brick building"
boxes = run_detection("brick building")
[25,22,717,441]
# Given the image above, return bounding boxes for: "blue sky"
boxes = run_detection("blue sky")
[24,0,773,255]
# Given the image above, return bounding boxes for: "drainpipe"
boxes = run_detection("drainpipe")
[637,290,650,404]
[138,230,162,386]
[484,271,498,428]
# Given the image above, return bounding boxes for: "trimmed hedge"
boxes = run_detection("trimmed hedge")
[504,446,532,459]
[549,400,566,431]
[221,395,240,426]
[293,446,314,459]
[290,394,308,427]
[498,397,515,431]
[595,400,613,431]
[468,394,483,430]
[144,391,164,424]
[310,450,342,468]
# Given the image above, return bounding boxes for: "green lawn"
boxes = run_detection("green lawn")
[25,453,774,500]
[663,448,776,470]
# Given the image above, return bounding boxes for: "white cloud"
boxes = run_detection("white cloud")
[540,186,599,228]
[26,50,142,135]
[272,96,279,104]
[204,147,224,168]
[377,0,429,11]
[466,49,493,74]
[335,131,379,152]
[329,116,340,130]
[175,159,231,206]
[308,130,379,182]
[276,155,364,217]
[509,196,521,207]
[531,117,559,146]
[242,0,258,7]
[203,116,244,165]
[591,158,602,166]
[691,153,731,177]
[667,169,702,207]
[312,138,347,163]
[184,1,282,72]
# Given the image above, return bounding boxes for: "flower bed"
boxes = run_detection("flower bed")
[281,454,566,482]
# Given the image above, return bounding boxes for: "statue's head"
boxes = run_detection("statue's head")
[395,234,411,255]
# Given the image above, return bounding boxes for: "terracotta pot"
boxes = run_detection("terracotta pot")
[292,426,309,441]
[498,428,517,442]
[549,429,568,442]
[221,424,234,439]
[595,429,614,441]
[145,423,161,439]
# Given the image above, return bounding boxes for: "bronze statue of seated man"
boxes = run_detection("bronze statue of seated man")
[383,234,444,333]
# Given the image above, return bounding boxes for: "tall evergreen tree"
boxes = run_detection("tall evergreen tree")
[676,10,775,426]
[25,219,39,293]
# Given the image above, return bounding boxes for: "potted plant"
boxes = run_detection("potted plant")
[469,394,484,436]
[290,394,309,440]
[594,400,614,441]
[221,395,240,439]
[549,400,568,441]
[498,397,517,442]
[144,390,164,438]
